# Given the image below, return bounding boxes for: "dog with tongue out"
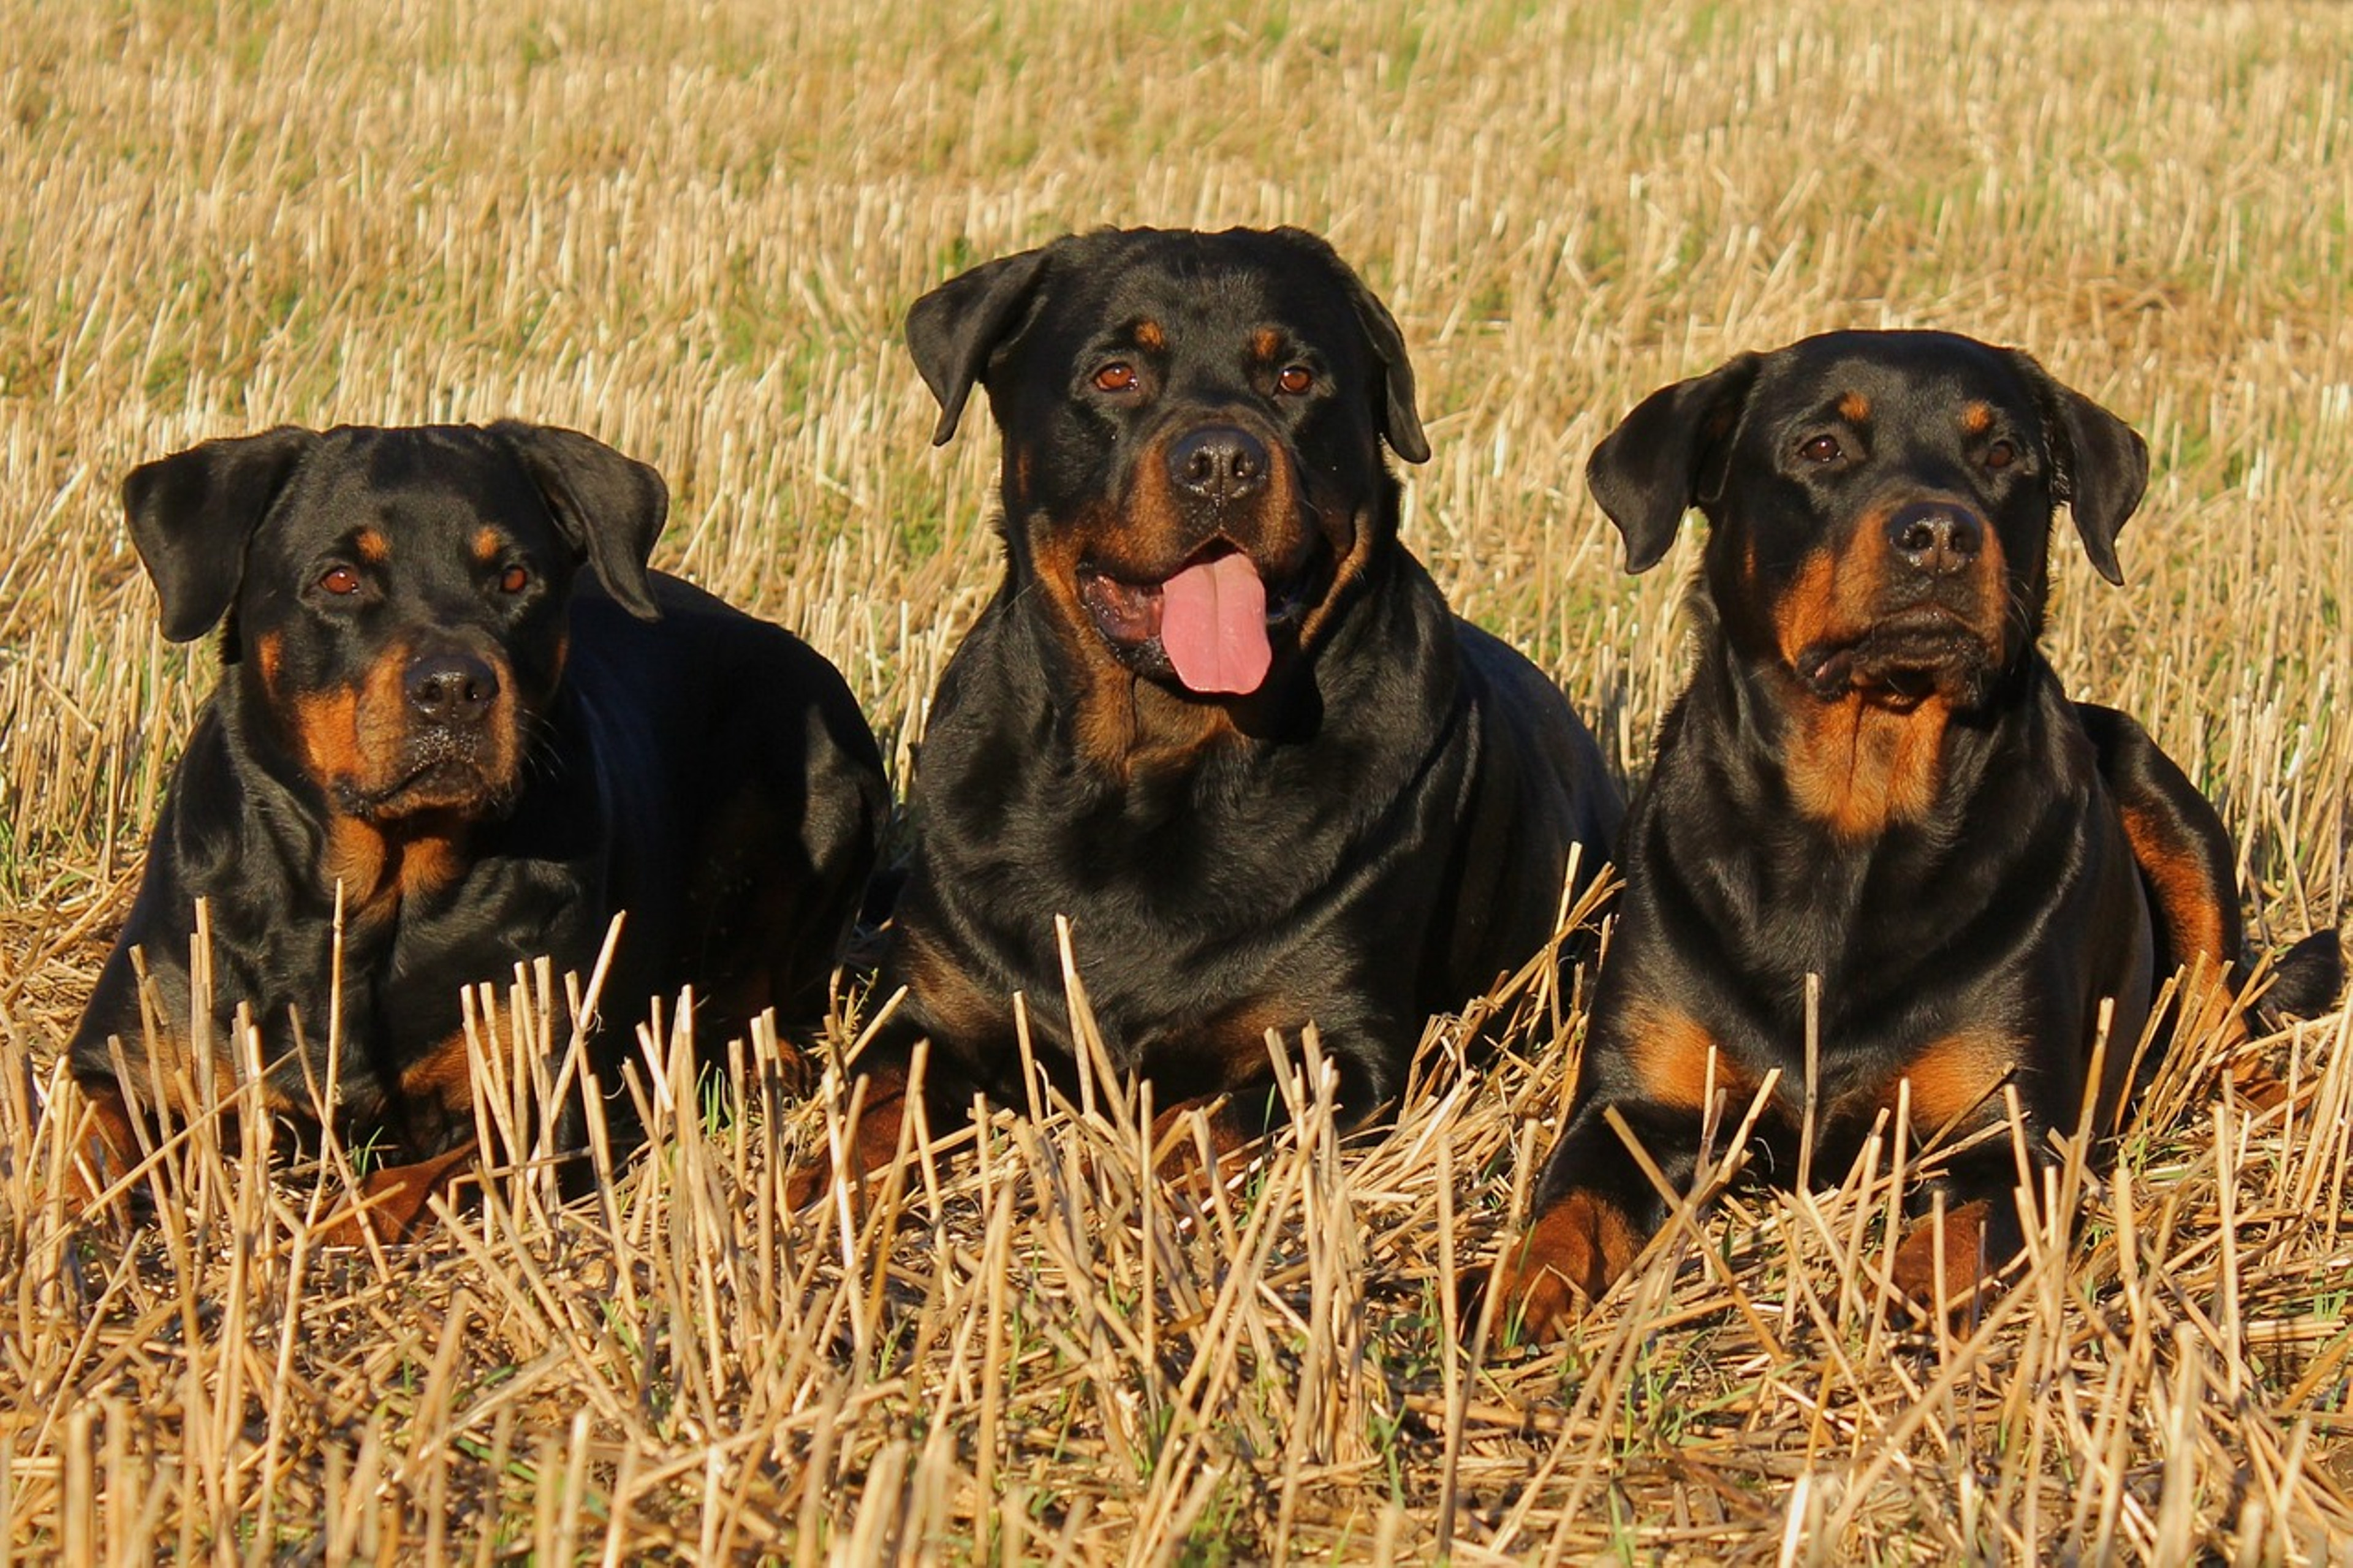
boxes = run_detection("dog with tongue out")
[788,225,1621,1208]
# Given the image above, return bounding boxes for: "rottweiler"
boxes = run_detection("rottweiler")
[70,422,889,1234]
[1487,330,2345,1336]
[791,225,1621,1202]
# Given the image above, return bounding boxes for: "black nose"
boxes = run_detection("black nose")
[404,651,500,725]
[1167,425,1270,503]
[1887,502,1984,575]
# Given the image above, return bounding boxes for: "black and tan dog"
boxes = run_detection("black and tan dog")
[792,226,1621,1202]
[1487,330,2343,1336]
[70,422,888,1234]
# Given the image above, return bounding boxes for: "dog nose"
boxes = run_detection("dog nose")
[1887,502,1984,576]
[1168,425,1269,503]
[404,651,500,725]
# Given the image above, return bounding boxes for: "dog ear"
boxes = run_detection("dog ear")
[905,246,1056,447]
[491,422,667,620]
[1326,258,1430,466]
[122,427,317,642]
[2007,350,2147,586]
[1270,227,1430,464]
[1585,354,1761,574]
[1346,274,1431,464]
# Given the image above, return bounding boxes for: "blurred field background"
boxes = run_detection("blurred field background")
[2,0,2350,1561]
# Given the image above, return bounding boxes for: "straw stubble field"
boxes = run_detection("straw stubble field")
[3,0,2350,1561]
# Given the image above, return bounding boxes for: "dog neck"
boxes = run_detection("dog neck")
[1760,670,1960,841]
[317,812,471,922]
[1696,605,2037,846]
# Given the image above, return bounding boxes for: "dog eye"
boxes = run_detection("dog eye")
[1799,434,1843,464]
[320,565,362,596]
[1275,365,1314,395]
[498,565,530,594]
[1984,439,2017,470]
[1092,362,1138,393]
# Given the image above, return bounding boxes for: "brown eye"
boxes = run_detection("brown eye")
[1276,365,1314,395]
[320,565,362,596]
[1985,439,2017,470]
[498,565,530,594]
[1093,362,1138,393]
[1800,434,1843,464]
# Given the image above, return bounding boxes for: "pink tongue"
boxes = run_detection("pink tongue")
[1159,553,1271,695]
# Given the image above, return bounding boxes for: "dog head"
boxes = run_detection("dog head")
[1587,330,2147,710]
[907,225,1428,713]
[124,421,664,824]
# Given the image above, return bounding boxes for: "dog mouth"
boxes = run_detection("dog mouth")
[336,734,517,820]
[1794,609,1996,705]
[1077,545,1320,697]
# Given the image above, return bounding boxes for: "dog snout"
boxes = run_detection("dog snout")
[403,651,501,726]
[1886,502,1984,577]
[1167,425,1270,505]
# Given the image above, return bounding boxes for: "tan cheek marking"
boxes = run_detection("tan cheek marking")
[284,640,422,795]
[1028,517,1140,771]
[1969,521,2010,663]
[255,632,284,692]
[1773,548,1843,668]
[1124,429,1191,558]
[355,644,417,781]
[1834,512,1893,629]
[479,658,523,793]
[291,686,366,787]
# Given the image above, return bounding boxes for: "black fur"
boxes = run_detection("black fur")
[74,423,888,1222]
[799,227,1619,1198]
[1489,331,2341,1336]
